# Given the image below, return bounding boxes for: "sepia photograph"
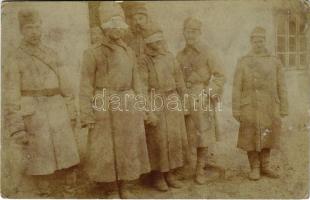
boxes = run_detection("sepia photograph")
[1,0,309,199]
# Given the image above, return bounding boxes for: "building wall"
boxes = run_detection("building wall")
[1,1,90,92]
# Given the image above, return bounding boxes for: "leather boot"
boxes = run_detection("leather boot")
[119,181,135,199]
[34,176,52,197]
[195,147,207,185]
[260,149,280,178]
[153,171,169,192]
[63,168,77,198]
[247,151,260,180]
[165,171,183,188]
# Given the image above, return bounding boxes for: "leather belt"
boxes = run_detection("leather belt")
[21,88,61,97]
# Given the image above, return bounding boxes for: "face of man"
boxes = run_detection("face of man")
[104,28,126,41]
[251,36,266,54]
[91,27,104,45]
[21,23,42,46]
[132,13,148,30]
[183,28,201,45]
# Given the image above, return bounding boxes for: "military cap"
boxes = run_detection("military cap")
[99,2,128,30]
[130,6,148,16]
[121,2,148,17]
[251,26,266,38]
[18,9,41,28]
[183,17,202,30]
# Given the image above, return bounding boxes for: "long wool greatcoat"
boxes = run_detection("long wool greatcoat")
[140,50,188,172]
[79,41,150,182]
[5,41,80,175]
[177,43,225,148]
[232,50,288,151]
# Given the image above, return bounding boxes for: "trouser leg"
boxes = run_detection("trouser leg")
[247,151,260,180]
[195,147,207,184]
[259,148,279,178]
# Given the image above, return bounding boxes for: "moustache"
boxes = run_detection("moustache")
[30,35,41,41]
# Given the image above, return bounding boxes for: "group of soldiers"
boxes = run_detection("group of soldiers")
[5,1,288,199]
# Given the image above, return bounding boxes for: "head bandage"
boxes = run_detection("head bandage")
[101,16,128,30]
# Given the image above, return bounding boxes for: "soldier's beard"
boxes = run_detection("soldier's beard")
[135,24,146,33]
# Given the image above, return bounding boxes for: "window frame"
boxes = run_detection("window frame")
[275,10,308,70]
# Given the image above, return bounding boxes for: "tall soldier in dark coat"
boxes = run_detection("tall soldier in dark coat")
[232,27,288,180]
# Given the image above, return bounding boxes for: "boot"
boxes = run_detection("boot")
[34,176,52,197]
[247,151,260,181]
[260,149,280,178]
[165,171,183,188]
[119,181,135,199]
[195,147,207,185]
[153,171,169,192]
[63,168,77,198]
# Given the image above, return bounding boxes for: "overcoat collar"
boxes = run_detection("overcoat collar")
[183,42,204,54]
[247,48,270,57]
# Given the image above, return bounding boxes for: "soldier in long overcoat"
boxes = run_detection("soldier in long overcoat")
[232,27,288,180]
[5,9,80,196]
[139,28,188,192]
[176,17,225,184]
[79,3,150,198]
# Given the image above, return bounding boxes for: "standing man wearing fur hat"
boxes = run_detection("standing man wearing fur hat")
[139,27,188,192]
[79,2,150,198]
[5,9,80,196]
[232,26,288,180]
[176,17,225,184]
[121,2,152,57]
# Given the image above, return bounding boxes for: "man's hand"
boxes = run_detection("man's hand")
[183,107,190,116]
[87,123,95,130]
[138,55,152,67]
[71,119,77,129]
[11,131,28,145]
[233,114,240,122]
[146,113,158,126]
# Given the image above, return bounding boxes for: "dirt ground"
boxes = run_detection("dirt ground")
[2,119,309,199]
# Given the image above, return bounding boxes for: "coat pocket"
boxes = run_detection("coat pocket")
[20,97,36,116]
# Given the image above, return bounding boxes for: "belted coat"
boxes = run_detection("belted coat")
[177,43,225,148]
[5,41,79,175]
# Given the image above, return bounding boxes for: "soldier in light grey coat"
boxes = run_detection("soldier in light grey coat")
[232,27,288,180]
[5,9,80,196]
